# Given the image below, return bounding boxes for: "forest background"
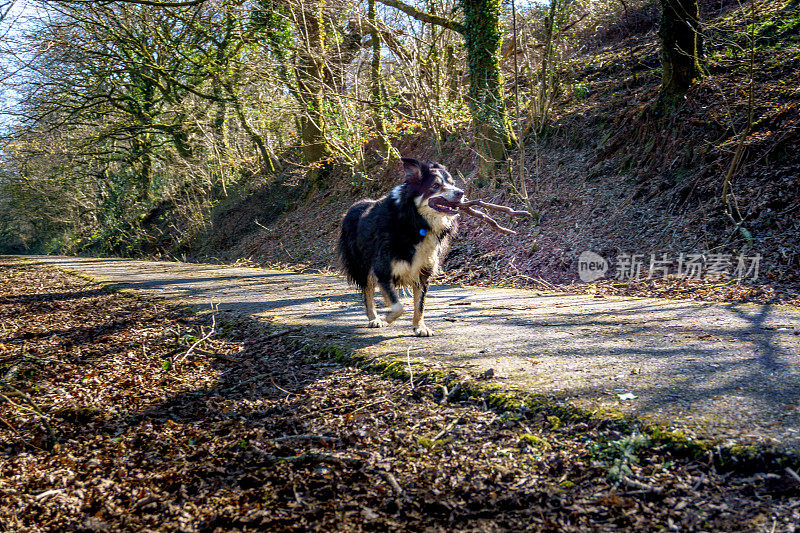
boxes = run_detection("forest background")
[0,0,798,300]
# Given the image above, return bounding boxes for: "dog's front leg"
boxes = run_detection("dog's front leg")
[377,278,403,324]
[412,282,432,337]
[364,274,387,328]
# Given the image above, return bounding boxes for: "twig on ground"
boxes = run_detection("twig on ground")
[445,383,462,404]
[133,495,160,509]
[265,327,302,341]
[515,274,558,291]
[226,372,271,392]
[4,359,22,382]
[174,304,217,366]
[1,354,66,367]
[35,489,63,502]
[269,376,294,396]
[0,415,43,451]
[785,466,800,486]
[406,345,414,390]
[621,476,663,494]
[292,482,307,507]
[272,434,339,443]
[256,451,362,467]
[349,398,392,415]
[303,398,392,419]
[382,471,408,500]
[433,417,461,441]
[0,385,56,444]
[189,347,243,363]
[225,372,295,396]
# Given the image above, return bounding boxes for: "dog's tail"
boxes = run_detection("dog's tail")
[338,200,373,289]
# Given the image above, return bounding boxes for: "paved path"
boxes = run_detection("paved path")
[15,255,800,451]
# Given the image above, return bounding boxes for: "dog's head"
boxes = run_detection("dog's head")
[401,158,464,219]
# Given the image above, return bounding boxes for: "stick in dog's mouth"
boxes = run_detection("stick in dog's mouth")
[457,198,532,235]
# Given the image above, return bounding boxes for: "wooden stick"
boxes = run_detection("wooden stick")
[786,466,800,486]
[461,199,532,218]
[256,451,362,467]
[271,434,339,442]
[459,205,517,235]
[622,476,663,494]
[382,471,408,500]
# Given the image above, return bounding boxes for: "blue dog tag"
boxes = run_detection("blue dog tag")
[419,228,427,236]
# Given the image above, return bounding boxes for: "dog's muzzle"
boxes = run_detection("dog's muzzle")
[428,187,464,215]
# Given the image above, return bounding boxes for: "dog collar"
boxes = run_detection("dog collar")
[419,228,427,236]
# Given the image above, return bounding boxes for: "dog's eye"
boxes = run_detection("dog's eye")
[432,183,441,190]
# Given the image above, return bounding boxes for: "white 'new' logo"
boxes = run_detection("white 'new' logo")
[578,251,608,282]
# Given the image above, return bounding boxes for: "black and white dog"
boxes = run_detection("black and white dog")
[338,158,463,336]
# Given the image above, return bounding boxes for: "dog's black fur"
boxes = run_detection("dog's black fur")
[338,158,463,336]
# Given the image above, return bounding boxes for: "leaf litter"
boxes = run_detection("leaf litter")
[1,259,799,532]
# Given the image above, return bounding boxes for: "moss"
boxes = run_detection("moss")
[720,445,762,467]
[585,405,628,423]
[461,0,516,164]
[324,343,618,434]
[646,426,713,452]
[559,480,576,489]
[357,351,800,474]
[487,391,516,410]
[416,436,453,451]
[519,433,550,450]
[729,445,760,457]
[647,427,688,442]
[646,426,712,456]
[316,344,349,361]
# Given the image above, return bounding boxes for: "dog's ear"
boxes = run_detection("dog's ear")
[401,157,423,185]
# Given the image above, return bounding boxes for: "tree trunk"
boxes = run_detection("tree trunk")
[294,0,331,187]
[133,135,154,203]
[536,2,556,134]
[656,0,703,111]
[223,82,275,173]
[461,0,515,168]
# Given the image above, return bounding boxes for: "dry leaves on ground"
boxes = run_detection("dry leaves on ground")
[1,259,798,532]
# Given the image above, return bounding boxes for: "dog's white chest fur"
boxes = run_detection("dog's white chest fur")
[390,233,441,288]
[390,214,453,288]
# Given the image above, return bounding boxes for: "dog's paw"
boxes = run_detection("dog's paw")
[385,302,404,324]
[413,325,433,337]
[368,318,388,328]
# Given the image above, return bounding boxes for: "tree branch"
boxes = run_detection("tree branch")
[376,0,463,34]
[51,0,207,7]
[459,205,517,235]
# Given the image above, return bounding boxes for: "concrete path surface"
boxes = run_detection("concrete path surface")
[15,255,800,452]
